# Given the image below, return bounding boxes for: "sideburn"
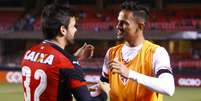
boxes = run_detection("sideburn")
[135,23,144,33]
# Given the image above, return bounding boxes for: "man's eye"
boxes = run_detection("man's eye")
[120,21,128,26]
[75,24,78,28]
[118,21,124,26]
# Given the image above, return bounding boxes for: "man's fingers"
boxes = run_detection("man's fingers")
[84,44,94,52]
[108,60,120,64]
[113,58,120,63]
[109,62,120,69]
[108,60,119,65]
[85,44,94,59]
[98,81,110,94]
[89,50,94,58]
[86,44,95,49]
[112,68,120,74]
[82,42,87,48]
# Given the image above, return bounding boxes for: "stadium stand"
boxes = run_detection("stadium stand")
[0,10,23,31]
[0,6,200,32]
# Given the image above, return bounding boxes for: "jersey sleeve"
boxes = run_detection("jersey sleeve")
[60,67,92,101]
[68,68,87,89]
[59,64,87,89]
[72,86,92,101]
[101,49,110,82]
[152,47,172,76]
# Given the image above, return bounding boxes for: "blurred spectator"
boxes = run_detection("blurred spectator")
[24,14,35,30]
[96,12,103,19]
[79,10,87,19]
[195,21,200,30]
[108,24,114,31]
[192,49,201,59]
[94,27,100,32]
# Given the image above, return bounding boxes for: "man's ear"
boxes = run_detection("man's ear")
[60,26,67,36]
[135,17,145,31]
[138,23,145,31]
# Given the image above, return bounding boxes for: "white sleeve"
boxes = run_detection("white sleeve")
[153,47,172,75]
[102,49,110,79]
[128,71,175,96]
[128,47,175,96]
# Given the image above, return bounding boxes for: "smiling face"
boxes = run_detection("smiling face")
[116,10,141,42]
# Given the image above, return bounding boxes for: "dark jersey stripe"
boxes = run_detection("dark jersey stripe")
[100,76,109,83]
[57,69,73,101]
[45,42,87,101]
[50,42,85,78]
[156,69,172,77]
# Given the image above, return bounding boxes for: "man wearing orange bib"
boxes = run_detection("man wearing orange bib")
[99,1,175,101]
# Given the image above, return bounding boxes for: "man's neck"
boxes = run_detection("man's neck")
[126,36,145,47]
[50,38,67,49]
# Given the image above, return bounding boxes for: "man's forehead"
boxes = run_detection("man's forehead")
[69,17,76,22]
[118,10,134,20]
[70,16,75,20]
[68,16,76,25]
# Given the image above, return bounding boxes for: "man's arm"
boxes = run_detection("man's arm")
[60,67,92,101]
[73,43,94,60]
[88,49,110,100]
[72,86,92,101]
[128,70,175,96]
[101,49,110,83]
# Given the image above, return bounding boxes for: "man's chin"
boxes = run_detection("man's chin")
[68,40,74,45]
[116,31,124,39]
[117,35,123,39]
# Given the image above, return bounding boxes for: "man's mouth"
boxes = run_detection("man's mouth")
[117,30,124,39]
[117,29,124,35]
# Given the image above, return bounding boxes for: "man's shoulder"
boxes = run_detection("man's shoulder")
[144,40,160,50]
[145,40,160,47]
[109,44,124,51]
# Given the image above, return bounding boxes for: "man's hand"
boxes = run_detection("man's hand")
[98,81,110,95]
[74,43,95,61]
[109,58,130,78]
[88,83,102,97]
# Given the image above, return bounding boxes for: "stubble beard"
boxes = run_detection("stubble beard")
[116,30,124,40]
[68,39,74,45]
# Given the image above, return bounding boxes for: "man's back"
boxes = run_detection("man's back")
[21,41,87,101]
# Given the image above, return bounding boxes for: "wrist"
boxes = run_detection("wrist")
[128,70,137,81]
[76,56,81,61]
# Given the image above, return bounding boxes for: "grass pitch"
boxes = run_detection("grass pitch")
[164,87,201,101]
[0,83,23,101]
[0,83,201,101]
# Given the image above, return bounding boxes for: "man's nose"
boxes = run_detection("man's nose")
[116,23,122,30]
[75,27,77,32]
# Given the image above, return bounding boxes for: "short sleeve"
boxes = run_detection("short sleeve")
[60,67,87,89]
[101,49,110,79]
[153,47,172,76]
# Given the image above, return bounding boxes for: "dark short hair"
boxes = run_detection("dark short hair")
[120,1,149,22]
[41,4,75,39]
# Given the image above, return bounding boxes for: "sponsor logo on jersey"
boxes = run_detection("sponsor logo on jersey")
[24,50,54,65]
[119,75,129,85]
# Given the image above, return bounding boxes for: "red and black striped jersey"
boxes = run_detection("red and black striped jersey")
[21,40,89,101]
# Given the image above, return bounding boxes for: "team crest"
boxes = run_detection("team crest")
[119,75,129,85]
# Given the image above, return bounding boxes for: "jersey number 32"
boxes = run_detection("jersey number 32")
[22,66,47,101]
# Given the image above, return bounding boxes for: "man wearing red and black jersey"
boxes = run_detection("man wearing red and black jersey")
[21,4,94,101]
